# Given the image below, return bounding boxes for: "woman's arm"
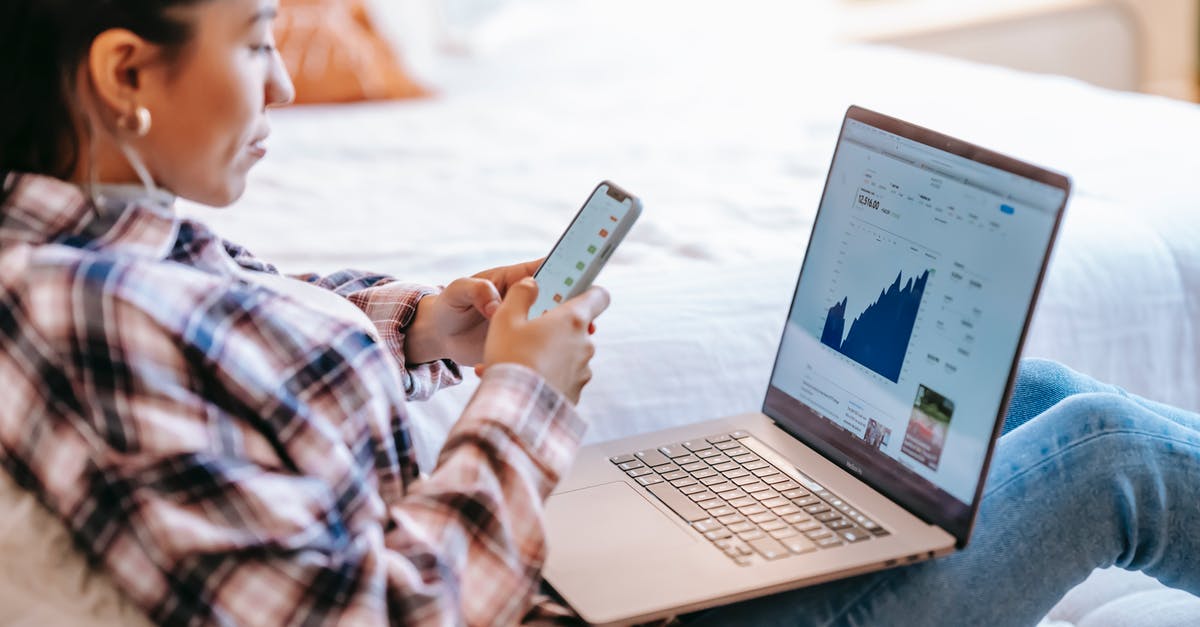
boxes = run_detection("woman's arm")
[221,238,461,400]
[2,261,584,626]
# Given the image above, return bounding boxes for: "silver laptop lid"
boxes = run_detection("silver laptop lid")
[763,106,1070,547]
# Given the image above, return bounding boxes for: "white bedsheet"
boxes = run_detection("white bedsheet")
[182,0,1200,470]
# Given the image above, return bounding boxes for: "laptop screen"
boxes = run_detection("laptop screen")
[763,108,1068,544]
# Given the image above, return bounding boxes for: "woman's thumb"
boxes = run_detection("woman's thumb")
[498,278,539,320]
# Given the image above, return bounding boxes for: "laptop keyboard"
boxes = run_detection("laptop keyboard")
[610,431,889,566]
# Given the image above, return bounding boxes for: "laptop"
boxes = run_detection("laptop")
[541,106,1071,625]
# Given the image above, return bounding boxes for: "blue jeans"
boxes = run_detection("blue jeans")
[686,359,1200,625]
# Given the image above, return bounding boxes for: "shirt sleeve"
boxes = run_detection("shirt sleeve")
[8,265,586,627]
[222,238,461,400]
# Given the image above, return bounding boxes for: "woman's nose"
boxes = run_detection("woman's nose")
[266,52,295,108]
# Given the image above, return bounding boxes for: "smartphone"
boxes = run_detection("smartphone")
[529,181,643,318]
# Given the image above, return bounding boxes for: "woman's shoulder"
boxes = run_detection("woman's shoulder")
[0,239,231,346]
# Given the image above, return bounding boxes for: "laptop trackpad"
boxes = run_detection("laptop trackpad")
[546,481,697,567]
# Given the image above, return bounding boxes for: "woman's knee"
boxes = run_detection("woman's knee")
[1038,392,1163,435]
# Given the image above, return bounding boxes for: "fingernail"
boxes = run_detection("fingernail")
[484,301,500,317]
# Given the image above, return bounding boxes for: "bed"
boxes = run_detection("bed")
[4,0,1199,624]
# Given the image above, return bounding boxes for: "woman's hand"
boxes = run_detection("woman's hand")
[404,259,544,366]
[480,278,610,403]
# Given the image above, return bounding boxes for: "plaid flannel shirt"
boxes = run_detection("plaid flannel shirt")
[0,172,587,626]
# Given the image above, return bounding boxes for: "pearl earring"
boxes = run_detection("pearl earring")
[119,105,152,137]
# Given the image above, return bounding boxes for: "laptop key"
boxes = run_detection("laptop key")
[626,467,652,478]
[826,519,853,530]
[670,477,697,488]
[704,529,733,541]
[747,536,788,560]
[805,528,833,540]
[704,455,732,466]
[816,536,844,549]
[689,491,718,502]
[748,512,777,524]
[692,519,722,533]
[680,484,706,495]
[644,482,709,522]
[711,483,738,494]
[659,444,692,458]
[712,462,739,472]
[674,455,701,466]
[636,475,663,486]
[794,520,823,533]
[714,440,741,451]
[727,521,755,533]
[738,529,765,541]
[762,497,790,509]
[610,454,636,465]
[743,483,770,494]
[759,520,786,532]
[738,504,767,516]
[617,460,644,471]
[636,449,672,467]
[782,536,817,554]
[840,529,871,543]
[768,527,798,539]
[730,453,758,464]
[793,496,820,507]
[716,513,744,524]
[727,497,756,508]
[661,471,688,482]
[706,434,732,444]
[700,499,727,510]
[701,476,729,487]
[730,473,756,484]
[804,504,831,515]
[682,440,713,453]
[815,511,841,522]
[692,469,718,479]
[681,462,707,472]
[654,464,681,474]
[730,430,751,439]
[696,449,723,459]
[780,487,808,499]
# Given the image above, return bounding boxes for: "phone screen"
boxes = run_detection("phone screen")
[531,183,637,318]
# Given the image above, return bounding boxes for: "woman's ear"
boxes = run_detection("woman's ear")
[86,29,163,126]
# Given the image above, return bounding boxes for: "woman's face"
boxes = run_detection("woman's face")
[99,0,294,206]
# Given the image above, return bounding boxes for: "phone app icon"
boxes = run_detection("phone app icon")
[599,229,609,238]
[564,277,574,287]
[610,215,619,222]
[588,245,598,254]
[553,294,563,303]
[575,261,585,271]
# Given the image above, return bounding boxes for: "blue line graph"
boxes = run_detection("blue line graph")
[820,269,931,383]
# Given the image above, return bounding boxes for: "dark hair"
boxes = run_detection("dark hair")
[0,0,208,189]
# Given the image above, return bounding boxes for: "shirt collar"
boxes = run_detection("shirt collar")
[0,172,180,260]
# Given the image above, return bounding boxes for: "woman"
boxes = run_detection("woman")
[0,1,1196,625]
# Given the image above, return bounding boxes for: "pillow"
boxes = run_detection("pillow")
[275,0,428,104]
[0,469,152,626]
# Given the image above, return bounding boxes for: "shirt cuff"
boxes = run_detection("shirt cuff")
[346,281,463,400]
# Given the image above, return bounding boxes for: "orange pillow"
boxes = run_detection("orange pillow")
[275,0,427,104]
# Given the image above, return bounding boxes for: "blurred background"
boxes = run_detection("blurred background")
[369,0,1200,101]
